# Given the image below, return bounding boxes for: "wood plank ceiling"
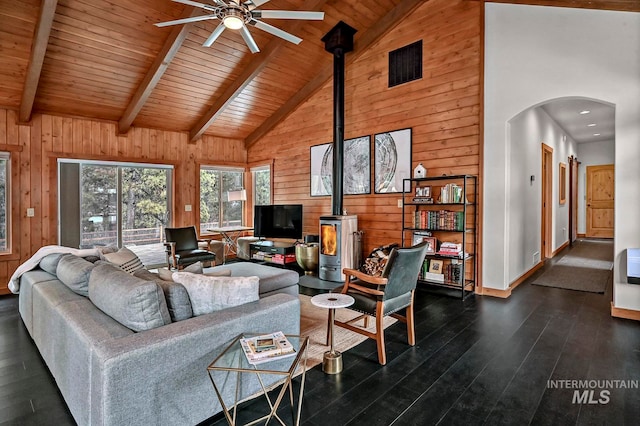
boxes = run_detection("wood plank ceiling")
[0,0,408,145]
[1,0,638,147]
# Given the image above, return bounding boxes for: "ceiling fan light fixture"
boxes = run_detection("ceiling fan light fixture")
[223,10,244,29]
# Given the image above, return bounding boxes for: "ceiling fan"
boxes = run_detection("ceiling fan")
[155,0,325,53]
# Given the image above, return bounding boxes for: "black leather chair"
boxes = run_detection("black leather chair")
[164,226,216,270]
[334,241,429,365]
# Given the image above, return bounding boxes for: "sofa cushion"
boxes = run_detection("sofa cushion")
[56,254,96,296]
[89,263,171,331]
[172,272,259,316]
[133,269,193,322]
[103,247,144,274]
[39,253,65,275]
[210,263,298,295]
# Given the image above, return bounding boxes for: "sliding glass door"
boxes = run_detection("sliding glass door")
[61,160,172,249]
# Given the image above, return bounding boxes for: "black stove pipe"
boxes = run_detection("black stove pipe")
[322,22,357,216]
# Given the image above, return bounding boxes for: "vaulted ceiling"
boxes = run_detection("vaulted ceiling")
[1,0,425,147]
[2,1,638,148]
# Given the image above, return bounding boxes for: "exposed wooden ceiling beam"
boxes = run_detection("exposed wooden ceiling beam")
[19,0,58,123]
[244,0,427,148]
[118,7,198,135]
[189,0,328,142]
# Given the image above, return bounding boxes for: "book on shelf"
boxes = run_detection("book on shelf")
[240,331,296,365]
[412,197,434,204]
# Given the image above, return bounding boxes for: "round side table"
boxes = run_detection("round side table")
[310,292,355,374]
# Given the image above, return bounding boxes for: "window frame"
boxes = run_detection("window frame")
[199,165,246,233]
[0,152,10,254]
[58,159,173,249]
[251,163,272,207]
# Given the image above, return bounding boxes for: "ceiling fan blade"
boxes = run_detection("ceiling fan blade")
[253,10,324,20]
[172,0,217,12]
[251,20,302,44]
[155,14,217,28]
[239,26,260,53]
[203,23,226,47]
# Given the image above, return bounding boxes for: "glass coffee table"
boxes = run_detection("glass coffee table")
[207,333,309,426]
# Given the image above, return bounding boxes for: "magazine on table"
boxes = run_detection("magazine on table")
[240,331,296,365]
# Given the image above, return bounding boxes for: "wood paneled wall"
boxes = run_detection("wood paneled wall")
[0,108,246,294]
[248,0,482,256]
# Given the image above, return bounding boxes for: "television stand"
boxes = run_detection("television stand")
[250,240,298,268]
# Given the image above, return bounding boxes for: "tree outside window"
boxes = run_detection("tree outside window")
[252,166,271,206]
[200,167,244,230]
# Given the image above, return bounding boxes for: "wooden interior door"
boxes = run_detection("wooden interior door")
[541,144,553,258]
[586,164,614,238]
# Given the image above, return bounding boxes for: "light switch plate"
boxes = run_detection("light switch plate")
[27,208,35,217]
[185,204,192,212]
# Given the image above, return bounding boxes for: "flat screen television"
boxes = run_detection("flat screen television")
[254,204,303,240]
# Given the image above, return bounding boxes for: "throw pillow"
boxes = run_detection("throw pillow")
[39,253,65,275]
[171,272,259,316]
[133,269,193,322]
[103,247,144,274]
[157,267,174,282]
[156,262,204,282]
[89,262,171,331]
[56,254,96,296]
[204,268,232,277]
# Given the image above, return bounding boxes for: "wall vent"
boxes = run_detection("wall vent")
[388,40,423,88]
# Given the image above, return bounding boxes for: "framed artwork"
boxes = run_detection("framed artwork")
[374,128,412,193]
[310,143,331,196]
[424,237,437,254]
[429,259,444,274]
[310,137,371,197]
[415,186,431,197]
[559,162,566,205]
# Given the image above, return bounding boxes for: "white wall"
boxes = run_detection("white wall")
[507,106,577,283]
[577,140,615,234]
[484,3,640,312]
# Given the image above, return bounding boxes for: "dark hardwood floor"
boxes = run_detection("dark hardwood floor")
[2,240,639,425]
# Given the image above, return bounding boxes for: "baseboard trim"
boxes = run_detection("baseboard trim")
[478,287,512,298]
[479,260,546,299]
[611,302,640,321]
[509,260,545,291]
[552,241,569,257]
[578,233,586,238]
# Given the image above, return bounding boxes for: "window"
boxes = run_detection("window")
[0,153,9,252]
[200,166,244,231]
[252,165,271,206]
[59,160,172,249]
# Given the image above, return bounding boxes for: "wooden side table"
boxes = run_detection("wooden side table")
[310,293,355,374]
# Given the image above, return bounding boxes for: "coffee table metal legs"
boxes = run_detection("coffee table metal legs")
[323,308,343,374]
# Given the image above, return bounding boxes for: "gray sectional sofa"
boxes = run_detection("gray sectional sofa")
[18,254,300,426]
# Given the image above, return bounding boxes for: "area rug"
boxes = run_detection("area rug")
[299,294,397,368]
[532,240,613,293]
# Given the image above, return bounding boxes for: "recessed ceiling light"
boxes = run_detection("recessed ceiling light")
[580,110,591,115]
[593,133,601,136]
[587,123,597,127]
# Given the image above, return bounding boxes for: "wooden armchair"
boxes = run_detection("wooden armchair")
[164,226,216,270]
[334,241,429,365]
